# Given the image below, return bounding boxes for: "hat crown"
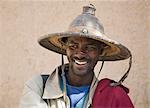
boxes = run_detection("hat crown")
[69,4,104,34]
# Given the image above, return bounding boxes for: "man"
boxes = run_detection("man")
[20,4,134,108]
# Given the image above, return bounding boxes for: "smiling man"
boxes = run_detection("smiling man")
[65,37,106,87]
[20,4,134,108]
[66,37,101,79]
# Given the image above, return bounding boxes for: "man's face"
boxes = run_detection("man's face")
[66,37,103,77]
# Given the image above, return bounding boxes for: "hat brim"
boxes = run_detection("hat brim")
[38,32,131,61]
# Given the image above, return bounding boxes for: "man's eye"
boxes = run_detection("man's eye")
[86,45,98,51]
[68,44,78,49]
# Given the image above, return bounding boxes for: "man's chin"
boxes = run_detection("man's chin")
[73,65,89,76]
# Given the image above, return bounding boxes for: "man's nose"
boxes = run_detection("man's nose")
[76,46,87,55]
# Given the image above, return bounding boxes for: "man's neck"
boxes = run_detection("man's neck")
[66,71,94,87]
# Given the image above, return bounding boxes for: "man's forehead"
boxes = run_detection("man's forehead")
[66,36,107,47]
[67,37,99,43]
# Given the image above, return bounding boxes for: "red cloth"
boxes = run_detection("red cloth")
[92,78,134,108]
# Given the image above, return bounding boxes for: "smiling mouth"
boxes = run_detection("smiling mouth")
[74,60,88,65]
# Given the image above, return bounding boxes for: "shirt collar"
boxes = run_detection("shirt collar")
[87,75,99,105]
[42,66,64,99]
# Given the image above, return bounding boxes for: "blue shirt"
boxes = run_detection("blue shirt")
[66,82,90,108]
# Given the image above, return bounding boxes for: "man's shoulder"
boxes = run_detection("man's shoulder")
[25,75,44,89]
[93,78,131,102]
[97,78,129,94]
[93,78,134,107]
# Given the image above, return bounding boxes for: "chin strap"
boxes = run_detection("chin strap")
[110,54,132,87]
[97,61,105,79]
[92,54,132,87]
[61,54,64,65]
[92,61,104,88]
[60,54,67,104]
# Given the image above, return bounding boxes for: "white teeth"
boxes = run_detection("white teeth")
[75,60,87,65]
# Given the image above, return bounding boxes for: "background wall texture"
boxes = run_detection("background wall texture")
[0,0,149,108]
